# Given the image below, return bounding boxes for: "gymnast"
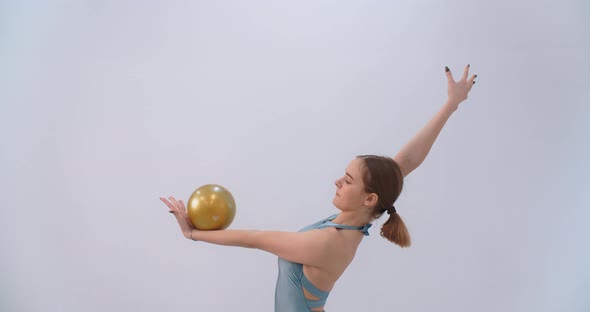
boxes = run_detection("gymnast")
[161,65,477,312]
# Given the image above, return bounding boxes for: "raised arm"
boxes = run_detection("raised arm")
[394,65,477,177]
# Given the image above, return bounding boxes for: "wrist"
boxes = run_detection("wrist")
[443,100,459,113]
[188,229,197,241]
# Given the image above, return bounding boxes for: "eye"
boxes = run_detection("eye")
[345,180,351,184]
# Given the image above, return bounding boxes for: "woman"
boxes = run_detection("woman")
[161,65,477,311]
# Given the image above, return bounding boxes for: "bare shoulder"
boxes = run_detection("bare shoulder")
[316,228,363,263]
[250,228,354,268]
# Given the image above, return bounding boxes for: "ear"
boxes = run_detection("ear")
[364,193,378,207]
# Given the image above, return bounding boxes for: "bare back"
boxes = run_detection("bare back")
[303,227,365,293]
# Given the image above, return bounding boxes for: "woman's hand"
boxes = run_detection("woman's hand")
[445,65,477,112]
[160,196,195,240]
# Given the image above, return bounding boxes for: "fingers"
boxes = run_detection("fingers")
[171,197,188,216]
[169,196,180,208]
[461,64,470,81]
[447,65,475,83]
[178,200,188,217]
[160,196,179,213]
[468,74,477,89]
[160,197,173,210]
[445,66,454,82]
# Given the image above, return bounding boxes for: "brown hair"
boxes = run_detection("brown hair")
[357,155,411,248]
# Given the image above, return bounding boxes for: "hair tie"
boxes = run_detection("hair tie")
[386,206,396,215]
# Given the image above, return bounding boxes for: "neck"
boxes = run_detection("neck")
[332,209,373,227]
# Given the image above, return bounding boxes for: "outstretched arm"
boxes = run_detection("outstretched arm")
[191,228,332,267]
[394,65,477,177]
[160,196,333,268]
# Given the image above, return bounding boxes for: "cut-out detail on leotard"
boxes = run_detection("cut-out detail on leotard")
[302,286,320,300]
[275,213,372,312]
[301,270,329,310]
[302,286,324,311]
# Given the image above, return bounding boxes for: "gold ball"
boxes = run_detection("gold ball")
[187,184,236,230]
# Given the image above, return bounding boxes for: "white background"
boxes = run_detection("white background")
[1,1,588,311]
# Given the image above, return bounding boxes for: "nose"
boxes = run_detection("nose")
[334,177,341,188]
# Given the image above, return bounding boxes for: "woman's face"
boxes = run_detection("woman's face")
[332,158,374,211]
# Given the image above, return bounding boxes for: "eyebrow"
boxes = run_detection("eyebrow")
[346,172,355,181]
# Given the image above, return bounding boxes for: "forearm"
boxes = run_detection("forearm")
[395,101,455,172]
[190,229,259,248]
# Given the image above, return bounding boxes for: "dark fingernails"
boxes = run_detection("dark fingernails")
[473,81,476,84]
[468,64,470,68]
[169,211,174,213]
[475,74,478,78]
[445,66,449,72]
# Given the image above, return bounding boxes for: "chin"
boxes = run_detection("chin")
[332,199,343,210]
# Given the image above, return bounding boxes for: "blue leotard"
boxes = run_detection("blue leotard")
[274,213,372,312]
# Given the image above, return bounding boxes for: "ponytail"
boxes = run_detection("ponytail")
[380,212,411,248]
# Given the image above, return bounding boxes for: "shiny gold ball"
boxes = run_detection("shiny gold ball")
[187,184,236,230]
